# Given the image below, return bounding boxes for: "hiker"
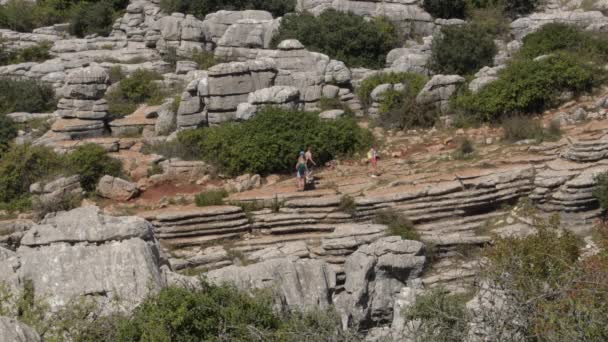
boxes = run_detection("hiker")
[295,151,307,191]
[305,146,316,170]
[368,146,378,177]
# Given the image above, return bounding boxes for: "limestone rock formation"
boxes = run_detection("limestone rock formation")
[97,175,140,201]
[207,258,336,311]
[0,317,41,342]
[510,11,608,40]
[0,206,165,311]
[416,75,465,113]
[334,236,426,327]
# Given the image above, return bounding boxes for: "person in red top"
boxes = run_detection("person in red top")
[368,146,378,177]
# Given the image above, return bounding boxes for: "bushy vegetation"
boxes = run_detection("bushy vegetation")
[429,23,497,76]
[454,53,605,122]
[593,172,608,215]
[403,288,470,342]
[0,78,56,115]
[69,1,116,37]
[0,145,65,210]
[373,209,419,241]
[357,72,436,129]
[0,115,16,156]
[338,195,357,216]
[501,116,561,142]
[1,280,361,341]
[178,107,373,176]
[67,144,122,192]
[195,189,228,206]
[0,42,51,66]
[272,10,398,69]
[452,137,475,160]
[105,69,164,117]
[0,0,127,36]
[160,0,295,18]
[423,0,466,19]
[518,23,608,61]
[467,0,539,19]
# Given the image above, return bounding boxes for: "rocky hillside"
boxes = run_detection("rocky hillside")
[1,0,608,341]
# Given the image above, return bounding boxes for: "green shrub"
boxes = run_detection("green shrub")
[429,23,497,75]
[357,72,427,108]
[105,69,164,117]
[194,189,228,206]
[454,53,605,121]
[190,50,219,70]
[272,10,399,69]
[374,209,419,240]
[0,144,66,206]
[159,0,295,18]
[0,0,128,33]
[452,137,475,160]
[69,1,115,38]
[501,116,561,142]
[338,195,357,216]
[0,115,16,155]
[593,171,608,212]
[423,0,466,19]
[403,287,470,342]
[108,65,125,84]
[0,78,56,115]
[467,0,539,18]
[67,144,122,192]
[0,42,51,66]
[180,107,372,176]
[518,23,608,61]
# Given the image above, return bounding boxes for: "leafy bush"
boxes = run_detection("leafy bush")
[105,69,164,117]
[0,78,56,115]
[0,0,128,33]
[179,107,372,176]
[403,287,470,342]
[190,50,219,70]
[467,0,539,18]
[454,53,605,121]
[423,0,466,19]
[159,0,296,18]
[593,171,608,213]
[272,10,398,69]
[452,137,475,160]
[429,23,497,75]
[0,144,66,206]
[518,23,608,61]
[66,144,122,192]
[0,115,16,155]
[358,72,428,108]
[374,210,419,241]
[0,42,51,66]
[195,189,228,206]
[338,195,357,216]
[501,116,561,142]
[69,1,115,38]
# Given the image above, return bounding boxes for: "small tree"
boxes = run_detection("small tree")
[67,144,122,192]
[429,24,497,75]
[422,0,466,19]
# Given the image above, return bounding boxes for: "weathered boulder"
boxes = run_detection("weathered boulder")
[334,236,426,327]
[8,206,164,311]
[510,11,608,40]
[97,175,140,201]
[0,316,40,342]
[29,175,83,213]
[207,258,336,311]
[469,66,505,93]
[416,75,465,113]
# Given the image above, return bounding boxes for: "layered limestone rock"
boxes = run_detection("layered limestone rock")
[416,75,465,114]
[207,258,336,311]
[49,66,110,139]
[510,11,608,40]
[335,236,426,328]
[203,10,274,47]
[97,175,140,201]
[296,0,435,37]
[0,317,41,342]
[0,206,165,312]
[146,13,207,56]
[109,105,159,137]
[139,206,251,253]
[469,65,505,93]
[112,0,162,43]
[29,175,83,210]
[176,40,358,127]
[214,16,281,61]
[386,37,433,76]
